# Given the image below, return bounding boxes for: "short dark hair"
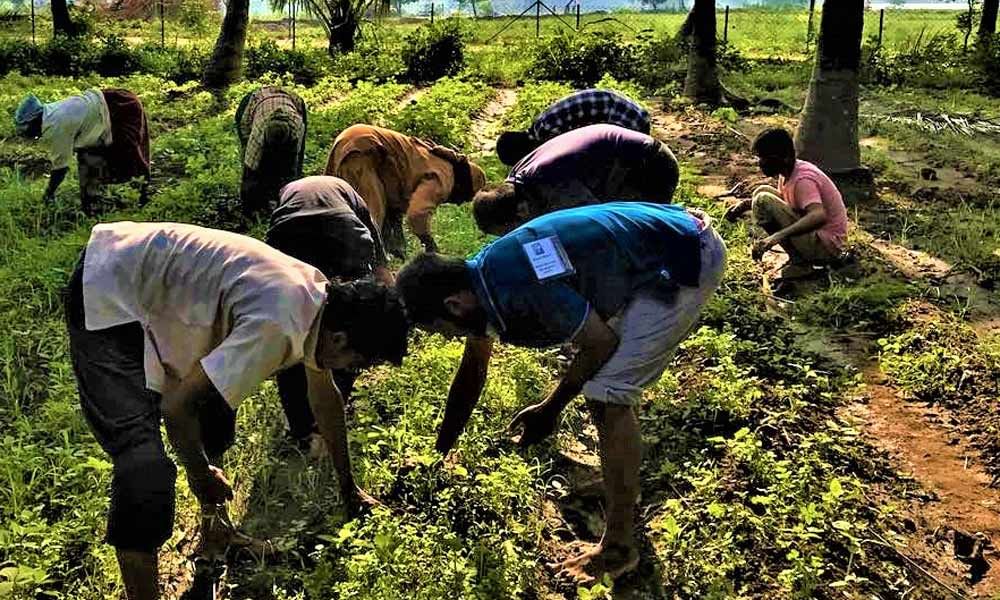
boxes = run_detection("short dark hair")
[395,253,473,326]
[472,183,518,234]
[752,127,796,159]
[496,131,537,166]
[322,279,409,365]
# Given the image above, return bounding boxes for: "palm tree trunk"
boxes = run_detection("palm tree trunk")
[795,0,863,173]
[202,0,251,89]
[327,9,358,55]
[51,0,75,36]
[980,0,999,47]
[683,0,722,106]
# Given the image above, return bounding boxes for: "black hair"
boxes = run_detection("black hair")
[496,131,538,166]
[472,183,518,235]
[322,279,409,365]
[395,253,473,326]
[752,127,796,159]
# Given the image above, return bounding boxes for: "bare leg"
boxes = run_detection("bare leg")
[557,402,641,584]
[116,549,159,600]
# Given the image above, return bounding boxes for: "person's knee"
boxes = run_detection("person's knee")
[108,442,177,552]
[751,191,781,225]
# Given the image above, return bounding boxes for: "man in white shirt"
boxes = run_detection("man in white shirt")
[14,89,151,215]
[64,222,409,600]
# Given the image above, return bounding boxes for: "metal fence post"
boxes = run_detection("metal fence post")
[536,1,541,37]
[878,8,885,48]
[576,2,580,29]
[431,2,435,22]
[723,5,729,43]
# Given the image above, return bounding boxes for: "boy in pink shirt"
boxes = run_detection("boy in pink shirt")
[726,128,849,279]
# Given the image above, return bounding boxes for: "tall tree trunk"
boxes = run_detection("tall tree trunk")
[202,0,250,89]
[51,0,75,36]
[980,0,999,47]
[327,10,358,55]
[795,0,863,173]
[683,0,722,105]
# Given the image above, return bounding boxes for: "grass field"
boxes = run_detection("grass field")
[2,6,1000,600]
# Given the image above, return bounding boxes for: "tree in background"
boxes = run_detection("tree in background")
[796,0,868,184]
[202,0,250,89]
[682,0,721,104]
[980,0,998,47]
[270,0,383,55]
[51,0,76,35]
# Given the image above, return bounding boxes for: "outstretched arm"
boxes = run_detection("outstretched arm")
[508,311,619,446]
[436,336,494,455]
[407,178,445,253]
[305,366,373,513]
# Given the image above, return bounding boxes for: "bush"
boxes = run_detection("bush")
[528,31,637,87]
[40,34,98,76]
[401,19,468,83]
[633,30,686,91]
[862,31,971,88]
[95,34,145,77]
[245,39,328,85]
[978,33,1000,94]
[0,39,41,76]
[333,36,405,83]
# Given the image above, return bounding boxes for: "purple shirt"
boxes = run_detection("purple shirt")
[507,123,661,211]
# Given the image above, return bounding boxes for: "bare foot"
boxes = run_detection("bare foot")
[552,541,639,585]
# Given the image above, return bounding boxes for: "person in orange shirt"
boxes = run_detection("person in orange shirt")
[325,124,487,256]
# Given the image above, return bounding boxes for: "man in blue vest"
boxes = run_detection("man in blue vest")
[396,202,726,583]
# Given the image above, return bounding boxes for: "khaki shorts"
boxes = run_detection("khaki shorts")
[581,221,727,406]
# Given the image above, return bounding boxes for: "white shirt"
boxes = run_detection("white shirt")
[42,89,112,170]
[82,222,329,409]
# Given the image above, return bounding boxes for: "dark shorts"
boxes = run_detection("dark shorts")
[65,253,235,552]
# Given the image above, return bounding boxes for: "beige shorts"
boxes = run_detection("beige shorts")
[581,223,727,406]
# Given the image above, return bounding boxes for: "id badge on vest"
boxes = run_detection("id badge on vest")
[521,235,575,281]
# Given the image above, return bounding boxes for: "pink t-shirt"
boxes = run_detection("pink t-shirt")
[779,160,848,252]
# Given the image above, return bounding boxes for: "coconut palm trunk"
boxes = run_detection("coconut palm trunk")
[203,0,251,89]
[683,0,722,105]
[795,0,864,174]
[980,0,999,47]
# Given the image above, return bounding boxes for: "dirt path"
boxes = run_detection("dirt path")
[646,102,1000,598]
[470,88,517,155]
[847,362,1000,597]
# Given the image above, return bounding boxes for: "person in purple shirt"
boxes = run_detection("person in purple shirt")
[495,89,652,166]
[473,124,679,236]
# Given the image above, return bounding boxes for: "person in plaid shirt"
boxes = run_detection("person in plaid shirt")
[235,86,307,215]
[496,89,651,166]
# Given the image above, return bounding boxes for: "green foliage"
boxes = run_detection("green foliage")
[499,81,572,131]
[392,77,494,150]
[862,31,974,89]
[528,31,638,88]
[245,39,329,85]
[401,19,469,83]
[332,35,406,83]
[796,279,915,332]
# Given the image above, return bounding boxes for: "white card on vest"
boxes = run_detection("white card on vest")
[522,236,574,281]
